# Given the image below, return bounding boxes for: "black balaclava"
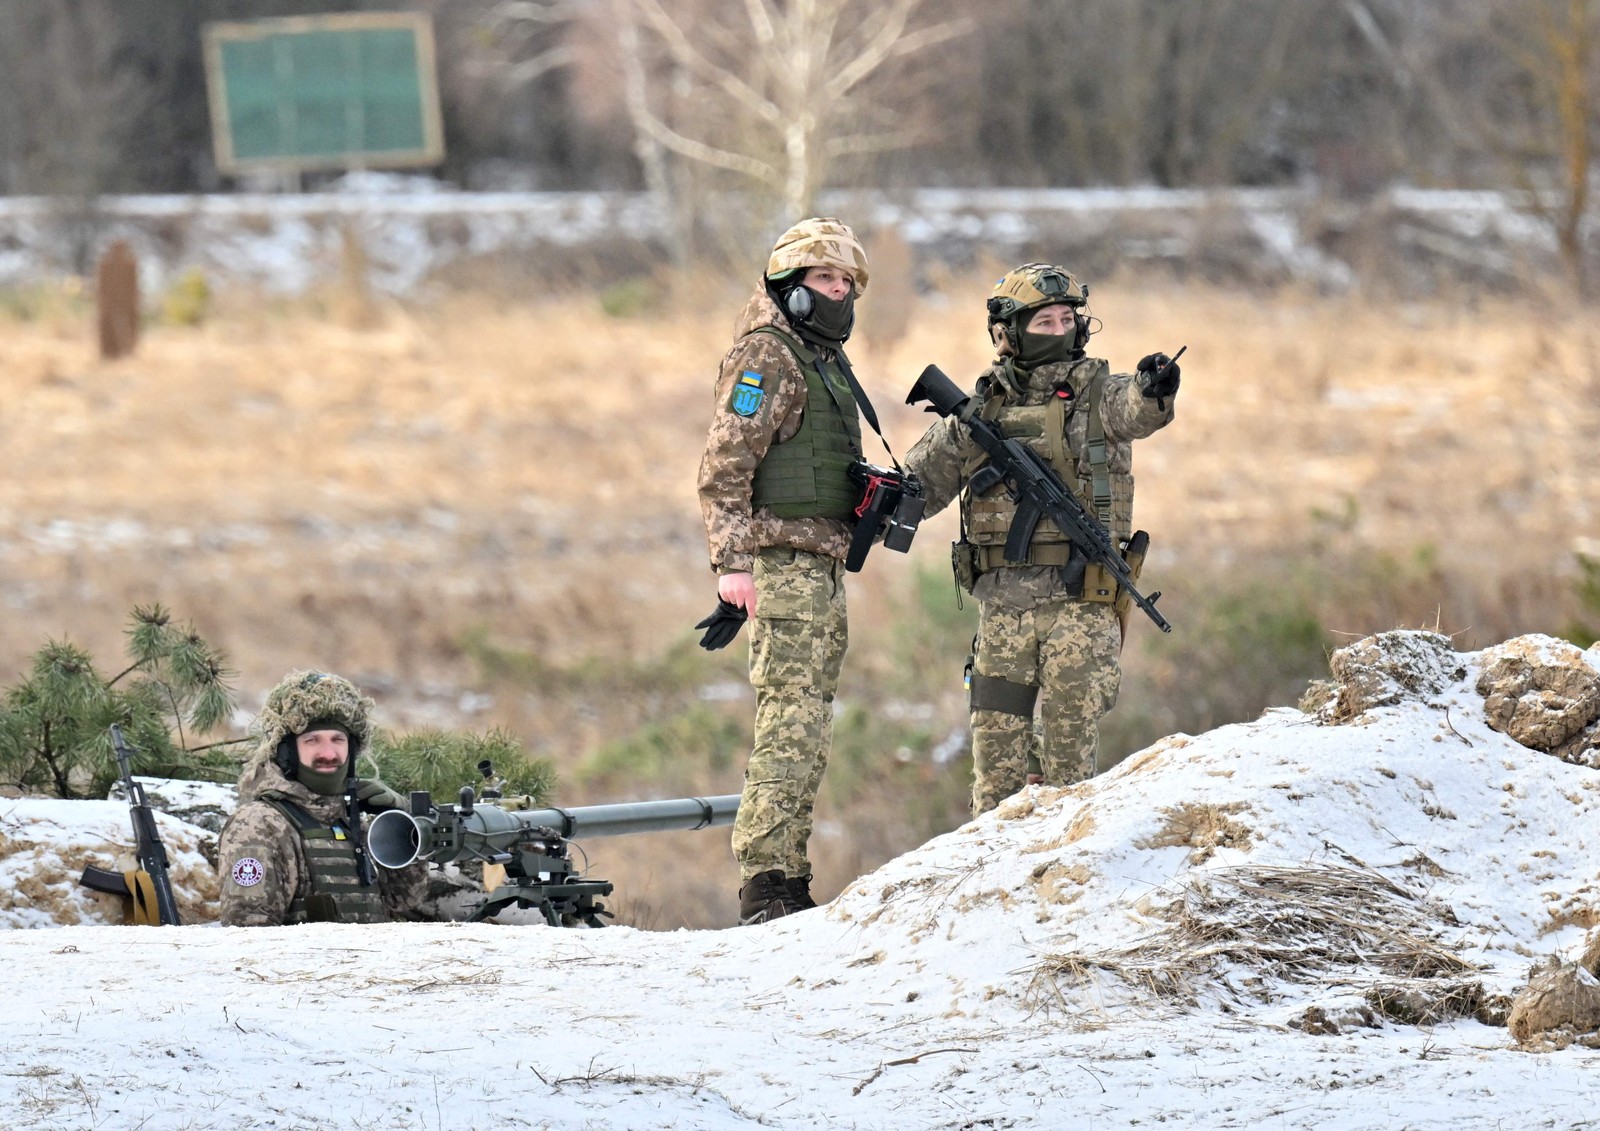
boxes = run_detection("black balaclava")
[770,273,856,346]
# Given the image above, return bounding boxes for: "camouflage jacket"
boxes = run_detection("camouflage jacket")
[218,751,426,926]
[905,355,1176,609]
[697,284,857,574]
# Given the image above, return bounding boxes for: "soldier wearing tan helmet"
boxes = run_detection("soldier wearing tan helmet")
[696,217,873,924]
[905,263,1181,813]
[217,670,425,926]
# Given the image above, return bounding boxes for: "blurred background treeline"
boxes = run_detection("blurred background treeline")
[1,0,1597,928]
[1,1,1594,255]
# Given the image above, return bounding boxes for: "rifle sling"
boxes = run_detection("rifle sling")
[129,869,161,926]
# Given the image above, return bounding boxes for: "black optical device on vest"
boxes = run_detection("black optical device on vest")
[844,459,924,572]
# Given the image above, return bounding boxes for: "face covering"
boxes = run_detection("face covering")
[296,763,348,797]
[801,289,855,343]
[1015,326,1076,370]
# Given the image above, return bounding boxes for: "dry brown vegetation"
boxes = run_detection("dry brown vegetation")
[3,272,1598,927]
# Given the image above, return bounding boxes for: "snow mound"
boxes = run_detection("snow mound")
[5,631,1600,1126]
[1,795,218,928]
[814,631,1600,1034]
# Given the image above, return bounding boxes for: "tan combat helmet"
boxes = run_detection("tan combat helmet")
[987,262,1089,354]
[766,217,870,295]
[257,669,375,777]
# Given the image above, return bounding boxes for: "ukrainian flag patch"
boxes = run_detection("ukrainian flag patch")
[729,369,766,417]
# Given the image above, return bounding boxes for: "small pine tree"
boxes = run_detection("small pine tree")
[0,605,240,798]
[367,727,556,805]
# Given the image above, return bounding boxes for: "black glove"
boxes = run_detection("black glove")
[1137,352,1181,399]
[353,778,405,813]
[695,599,749,650]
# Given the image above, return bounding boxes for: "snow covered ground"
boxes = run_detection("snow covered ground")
[0,183,1555,296]
[3,631,1599,1129]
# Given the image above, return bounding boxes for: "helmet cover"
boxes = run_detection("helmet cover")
[766,217,870,295]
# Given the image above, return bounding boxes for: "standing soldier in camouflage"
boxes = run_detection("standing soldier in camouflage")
[218,670,425,926]
[698,218,874,925]
[905,263,1180,814]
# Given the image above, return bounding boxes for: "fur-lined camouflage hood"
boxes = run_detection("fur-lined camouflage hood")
[251,669,375,753]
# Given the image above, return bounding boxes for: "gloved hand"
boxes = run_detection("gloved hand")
[695,599,749,650]
[1137,352,1181,399]
[354,778,406,813]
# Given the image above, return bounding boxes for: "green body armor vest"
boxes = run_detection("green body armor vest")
[262,796,389,924]
[747,327,862,521]
[960,361,1131,590]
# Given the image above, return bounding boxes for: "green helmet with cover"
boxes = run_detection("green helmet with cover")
[257,669,374,781]
[986,262,1090,358]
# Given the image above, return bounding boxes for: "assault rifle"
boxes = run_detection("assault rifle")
[906,364,1173,633]
[369,762,739,927]
[78,725,182,925]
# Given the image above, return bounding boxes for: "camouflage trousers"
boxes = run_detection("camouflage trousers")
[731,548,848,882]
[968,598,1121,814]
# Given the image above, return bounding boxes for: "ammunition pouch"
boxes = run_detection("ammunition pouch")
[1080,562,1118,605]
[968,672,1040,718]
[968,537,1147,608]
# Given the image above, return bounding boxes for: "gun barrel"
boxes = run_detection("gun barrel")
[519,795,741,838]
[368,794,741,870]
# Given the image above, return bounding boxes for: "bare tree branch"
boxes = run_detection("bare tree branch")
[822,128,927,159]
[634,107,783,186]
[630,0,784,125]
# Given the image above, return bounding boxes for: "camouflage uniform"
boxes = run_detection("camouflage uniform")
[697,219,870,890]
[906,268,1177,814]
[218,671,425,926]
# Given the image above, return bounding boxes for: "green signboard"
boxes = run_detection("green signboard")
[204,12,444,174]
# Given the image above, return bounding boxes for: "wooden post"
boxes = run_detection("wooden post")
[96,240,140,359]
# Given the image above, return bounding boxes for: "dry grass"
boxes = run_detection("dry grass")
[3,274,1598,926]
[1027,862,1479,1015]
[6,279,1594,679]
[1134,801,1254,864]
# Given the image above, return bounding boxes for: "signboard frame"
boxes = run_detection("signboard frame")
[203,11,445,175]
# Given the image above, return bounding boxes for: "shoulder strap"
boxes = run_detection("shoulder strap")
[1081,373,1113,525]
[749,325,901,470]
[261,796,345,840]
[833,349,900,469]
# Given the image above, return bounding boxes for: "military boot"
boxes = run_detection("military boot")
[738,869,801,925]
[786,874,818,911]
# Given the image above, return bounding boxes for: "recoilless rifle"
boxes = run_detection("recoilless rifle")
[906,362,1175,633]
[78,724,183,925]
[369,761,739,927]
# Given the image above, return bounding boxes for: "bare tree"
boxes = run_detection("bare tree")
[616,0,973,221]
[0,1,153,197]
[1344,0,1599,290]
